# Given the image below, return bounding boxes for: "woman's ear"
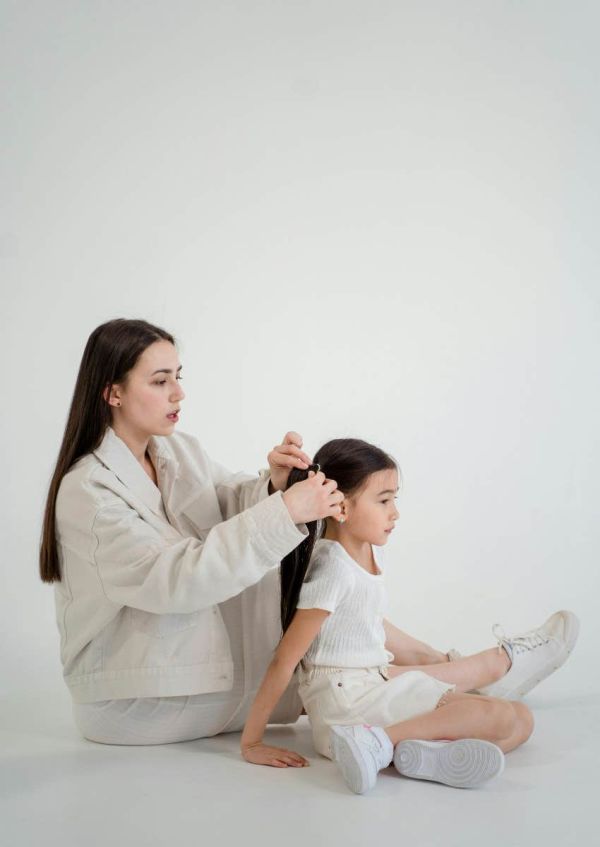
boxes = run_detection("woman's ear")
[103,383,122,408]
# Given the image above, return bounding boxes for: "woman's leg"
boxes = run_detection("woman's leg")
[384,691,534,753]
[388,647,511,692]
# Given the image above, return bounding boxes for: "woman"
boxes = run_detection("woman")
[40,318,344,744]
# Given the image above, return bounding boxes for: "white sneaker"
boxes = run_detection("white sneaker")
[330,724,394,794]
[477,610,580,698]
[393,739,505,788]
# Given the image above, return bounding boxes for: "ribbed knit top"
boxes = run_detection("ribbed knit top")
[296,539,394,668]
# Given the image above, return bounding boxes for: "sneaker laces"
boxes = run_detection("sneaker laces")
[492,623,552,656]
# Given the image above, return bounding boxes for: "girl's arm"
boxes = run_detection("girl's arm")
[383,618,449,666]
[241,607,330,767]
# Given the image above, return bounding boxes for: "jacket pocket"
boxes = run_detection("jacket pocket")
[127,607,202,639]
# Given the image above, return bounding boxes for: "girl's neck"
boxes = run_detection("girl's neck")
[322,524,376,573]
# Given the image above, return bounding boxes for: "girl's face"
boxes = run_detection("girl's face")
[341,468,399,546]
[108,340,185,439]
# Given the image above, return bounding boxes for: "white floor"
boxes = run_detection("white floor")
[2,672,596,847]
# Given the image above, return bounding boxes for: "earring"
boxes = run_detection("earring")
[116,402,121,407]
[339,516,346,524]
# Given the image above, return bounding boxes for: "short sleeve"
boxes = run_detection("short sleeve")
[296,556,354,613]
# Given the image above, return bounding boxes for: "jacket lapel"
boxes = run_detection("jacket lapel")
[94,427,169,520]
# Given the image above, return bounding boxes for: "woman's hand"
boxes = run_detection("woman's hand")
[282,470,344,524]
[241,742,309,768]
[268,431,312,492]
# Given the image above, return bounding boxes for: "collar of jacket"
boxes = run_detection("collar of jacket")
[93,426,178,519]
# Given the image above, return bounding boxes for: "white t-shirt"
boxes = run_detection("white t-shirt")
[296,538,394,668]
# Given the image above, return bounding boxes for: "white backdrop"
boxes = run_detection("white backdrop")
[1,1,598,703]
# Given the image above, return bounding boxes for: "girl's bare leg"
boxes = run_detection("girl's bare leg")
[384,692,534,754]
[384,622,450,665]
[388,647,511,692]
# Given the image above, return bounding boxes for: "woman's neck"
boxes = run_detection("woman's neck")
[111,422,150,465]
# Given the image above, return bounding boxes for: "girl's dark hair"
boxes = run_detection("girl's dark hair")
[280,438,398,635]
[39,318,175,583]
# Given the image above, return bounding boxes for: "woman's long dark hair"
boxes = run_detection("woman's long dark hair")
[280,438,398,634]
[39,318,175,583]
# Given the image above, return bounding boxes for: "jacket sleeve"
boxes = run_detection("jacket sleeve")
[206,454,272,518]
[92,491,307,614]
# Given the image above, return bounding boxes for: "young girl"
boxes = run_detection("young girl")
[240,438,578,794]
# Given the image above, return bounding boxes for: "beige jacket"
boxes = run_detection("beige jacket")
[54,427,307,703]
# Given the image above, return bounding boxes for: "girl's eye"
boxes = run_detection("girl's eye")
[176,374,183,380]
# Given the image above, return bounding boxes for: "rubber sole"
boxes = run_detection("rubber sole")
[393,739,505,788]
[515,612,580,696]
[330,726,379,794]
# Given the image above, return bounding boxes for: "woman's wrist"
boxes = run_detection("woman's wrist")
[281,489,299,523]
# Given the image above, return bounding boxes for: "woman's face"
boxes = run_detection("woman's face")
[109,340,185,439]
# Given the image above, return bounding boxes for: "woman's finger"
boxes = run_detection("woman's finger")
[283,431,303,448]
[270,445,312,466]
[272,447,312,466]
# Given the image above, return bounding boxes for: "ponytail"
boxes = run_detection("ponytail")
[279,463,322,634]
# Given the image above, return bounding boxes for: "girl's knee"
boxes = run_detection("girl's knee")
[511,700,534,741]
[484,698,517,739]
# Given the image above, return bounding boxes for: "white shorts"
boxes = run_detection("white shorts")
[297,664,456,759]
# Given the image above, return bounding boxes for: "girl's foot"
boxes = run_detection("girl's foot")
[393,739,505,788]
[476,610,580,698]
[330,724,394,794]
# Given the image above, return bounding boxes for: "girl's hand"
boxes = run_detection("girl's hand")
[282,470,343,524]
[267,432,312,492]
[241,742,309,768]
